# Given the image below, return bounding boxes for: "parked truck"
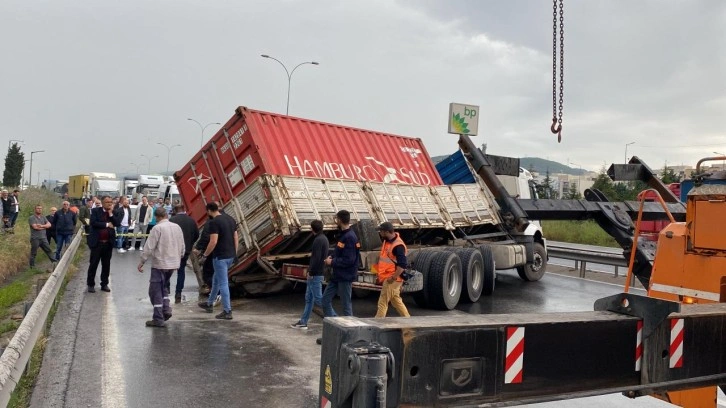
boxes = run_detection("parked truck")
[121,176,139,200]
[175,107,547,310]
[133,174,165,201]
[88,172,120,199]
[68,174,90,204]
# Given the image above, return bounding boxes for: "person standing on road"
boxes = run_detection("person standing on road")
[53,201,77,260]
[374,222,410,318]
[114,196,133,253]
[137,206,185,328]
[291,220,329,330]
[78,199,91,234]
[46,207,58,247]
[169,203,199,303]
[191,213,215,295]
[321,210,360,318]
[86,196,122,293]
[10,190,20,227]
[133,196,152,250]
[197,202,238,320]
[29,204,57,268]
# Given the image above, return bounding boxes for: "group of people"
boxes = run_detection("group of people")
[1,189,20,232]
[289,210,411,337]
[84,195,235,328]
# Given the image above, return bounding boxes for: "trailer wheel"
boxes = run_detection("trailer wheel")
[427,251,462,310]
[409,250,438,308]
[516,242,547,282]
[442,248,484,303]
[478,245,496,296]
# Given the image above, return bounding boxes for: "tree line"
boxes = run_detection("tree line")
[532,164,682,202]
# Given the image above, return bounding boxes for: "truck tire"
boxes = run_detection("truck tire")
[516,242,547,282]
[478,245,496,296]
[426,251,462,310]
[352,288,372,299]
[409,249,438,308]
[442,248,484,303]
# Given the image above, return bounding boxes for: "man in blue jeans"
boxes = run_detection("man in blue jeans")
[114,196,133,253]
[320,210,360,318]
[291,220,329,330]
[197,202,238,320]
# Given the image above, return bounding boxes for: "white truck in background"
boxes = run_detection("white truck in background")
[89,172,121,198]
[134,175,165,201]
[122,176,139,200]
[158,182,180,204]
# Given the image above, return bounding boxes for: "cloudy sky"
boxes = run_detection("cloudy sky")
[1,0,724,183]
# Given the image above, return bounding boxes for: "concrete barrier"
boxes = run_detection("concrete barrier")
[0,230,83,406]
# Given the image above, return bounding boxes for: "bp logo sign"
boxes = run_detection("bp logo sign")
[448,103,479,136]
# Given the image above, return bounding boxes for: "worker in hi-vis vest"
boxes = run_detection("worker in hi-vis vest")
[374,222,410,318]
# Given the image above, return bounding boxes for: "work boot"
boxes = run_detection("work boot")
[145,320,166,328]
[197,301,213,313]
[88,286,96,293]
[163,313,172,321]
[175,294,181,304]
[215,311,233,320]
[101,285,111,292]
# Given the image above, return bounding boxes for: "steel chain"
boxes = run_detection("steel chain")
[551,0,564,142]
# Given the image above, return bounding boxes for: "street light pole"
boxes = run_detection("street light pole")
[157,143,181,175]
[261,55,319,115]
[29,150,44,188]
[624,141,635,163]
[22,160,29,187]
[140,154,159,174]
[187,118,221,148]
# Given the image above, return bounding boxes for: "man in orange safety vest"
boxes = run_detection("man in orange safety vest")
[374,222,410,318]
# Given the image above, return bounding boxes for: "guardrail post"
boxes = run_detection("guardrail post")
[574,260,579,269]
[614,266,619,278]
[579,261,586,278]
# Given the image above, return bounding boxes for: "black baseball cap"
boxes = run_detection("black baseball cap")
[377,222,395,232]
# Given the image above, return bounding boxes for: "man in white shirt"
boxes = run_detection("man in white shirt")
[137,206,185,328]
[114,196,132,253]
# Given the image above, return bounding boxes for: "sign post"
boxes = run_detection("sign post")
[448,103,480,136]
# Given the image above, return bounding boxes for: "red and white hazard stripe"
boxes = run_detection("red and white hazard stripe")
[321,396,331,408]
[505,326,525,384]
[670,318,684,368]
[635,320,643,371]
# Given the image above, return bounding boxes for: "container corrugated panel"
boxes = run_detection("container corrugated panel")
[433,185,496,227]
[367,183,446,229]
[176,106,444,227]
[435,150,476,185]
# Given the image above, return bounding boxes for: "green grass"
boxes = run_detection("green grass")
[0,321,19,335]
[7,242,85,408]
[542,220,619,248]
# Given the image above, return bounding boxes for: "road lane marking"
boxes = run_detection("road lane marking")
[101,294,127,408]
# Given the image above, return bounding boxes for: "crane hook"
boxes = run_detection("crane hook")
[550,118,562,143]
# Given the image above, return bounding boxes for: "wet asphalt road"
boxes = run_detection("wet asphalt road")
[30,251,724,408]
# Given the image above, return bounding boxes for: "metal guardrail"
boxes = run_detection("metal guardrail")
[0,229,83,406]
[547,241,631,279]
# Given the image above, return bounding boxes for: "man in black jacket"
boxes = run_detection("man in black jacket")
[321,210,360,317]
[169,203,200,303]
[53,201,77,260]
[46,207,58,246]
[86,196,122,293]
[290,220,329,330]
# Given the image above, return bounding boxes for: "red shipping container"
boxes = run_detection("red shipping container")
[175,107,443,227]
